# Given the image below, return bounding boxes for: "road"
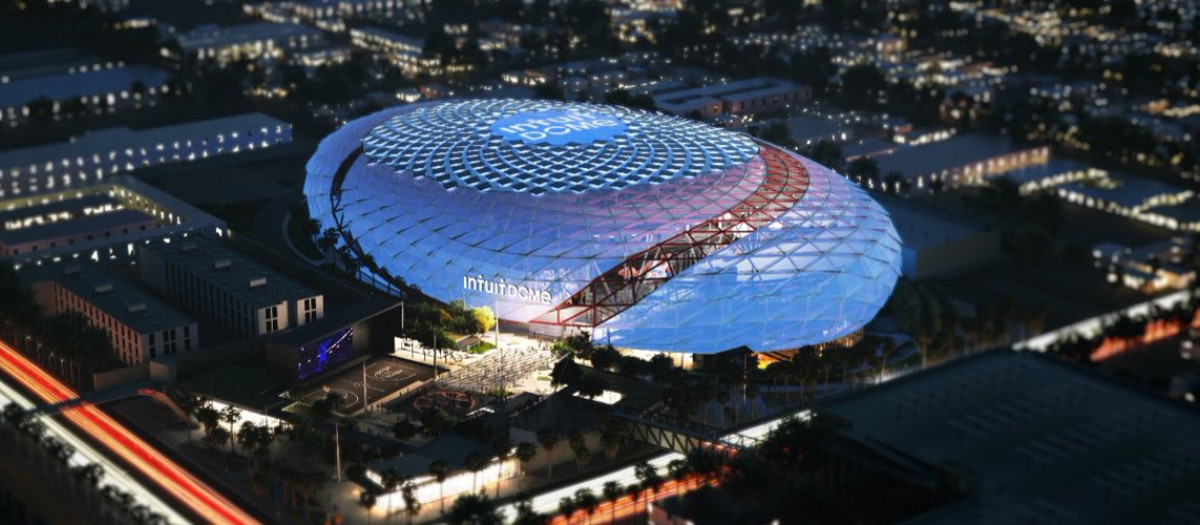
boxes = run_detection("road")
[0,338,260,525]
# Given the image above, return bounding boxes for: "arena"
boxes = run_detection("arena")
[304,99,901,354]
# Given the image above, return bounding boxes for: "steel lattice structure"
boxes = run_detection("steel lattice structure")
[304,100,901,353]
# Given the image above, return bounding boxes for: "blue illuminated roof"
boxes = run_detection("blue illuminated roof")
[361,99,759,195]
[306,101,902,354]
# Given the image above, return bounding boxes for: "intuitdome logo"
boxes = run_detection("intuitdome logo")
[491,109,627,146]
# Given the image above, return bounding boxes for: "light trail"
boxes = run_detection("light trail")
[0,338,259,525]
[0,368,190,524]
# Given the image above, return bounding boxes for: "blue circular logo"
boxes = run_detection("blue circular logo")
[491,109,627,146]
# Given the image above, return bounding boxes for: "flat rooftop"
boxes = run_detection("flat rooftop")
[1059,171,1191,209]
[876,195,985,249]
[656,77,801,105]
[0,208,154,246]
[869,134,1020,178]
[0,112,289,170]
[0,64,168,109]
[21,261,193,334]
[819,350,1200,524]
[143,236,318,308]
[175,22,323,51]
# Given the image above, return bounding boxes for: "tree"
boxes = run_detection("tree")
[803,139,844,172]
[471,307,497,334]
[195,402,220,439]
[360,491,377,523]
[602,481,622,523]
[219,405,241,453]
[537,428,561,479]
[846,156,880,183]
[634,461,662,494]
[429,459,451,512]
[668,459,691,494]
[841,64,887,107]
[575,374,605,400]
[492,437,513,497]
[551,357,583,389]
[392,419,419,441]
[573,488,599,524]
[443,494,504,525]
[515,442,537,483]
[318,228,340,252]
[513,492,545,525]
[464,452,489,494]
[558,495,578,522]
[401,480,421,525]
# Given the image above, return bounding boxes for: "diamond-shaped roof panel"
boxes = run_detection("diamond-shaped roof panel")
[361,99,759,195]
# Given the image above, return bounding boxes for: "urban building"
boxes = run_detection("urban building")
[878,195,1000,279]
[0,112,292,197]
[304,99,901,353]
[0,64,168,127]
[168,22,325,64]
[1094,237,1196,293]
[0,176,227,265]
[868,134,1050,188]
[23,262,198,365]
[653,77,811,117]
[368,435,519,512]
[1056,171,1194,230]
[815,350,1200,524]
[139,236,324,339]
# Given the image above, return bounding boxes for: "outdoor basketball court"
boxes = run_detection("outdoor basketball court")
[300,356,435,413]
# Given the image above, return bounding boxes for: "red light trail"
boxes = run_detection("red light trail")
[0,338,259,524]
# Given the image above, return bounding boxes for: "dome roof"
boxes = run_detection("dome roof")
[361,99,759,195]
[304,100,902,353]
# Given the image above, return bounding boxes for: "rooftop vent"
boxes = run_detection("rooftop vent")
[62,264,81,276]
[249,277,267,288]
[94,282,113,294]
[213,258,232,270]
[127,302,146,314]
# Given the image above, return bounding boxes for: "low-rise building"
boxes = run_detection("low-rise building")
[139,236,324,339]
[868,134,1050,188]
[0,64,169,127]
[0,176,226,266]
[815,350,1200,524]
[1094,237,1195,293]
[0,112,292,197]
[653,77,811,118]
[878,195,1000,279]
[23,262,197,365]
[169,22,325,64]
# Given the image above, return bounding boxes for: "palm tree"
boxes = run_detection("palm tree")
[401,481,421,525]
[515,442,537,484]
[491,437,513,498]
[573,488,598,525]
[219,405,241,454]
[537,428,560,479]
[626,485,643,516]
[464,452,489,494]
[360,491,377,523]
[634,461,661,495]
[512,492,543,525]
[444,494,504,525]
[558,497,577,525]
[428,459,451,512]
[602,481,622,524]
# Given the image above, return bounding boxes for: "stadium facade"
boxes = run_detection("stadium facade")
[304,99,901,354]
